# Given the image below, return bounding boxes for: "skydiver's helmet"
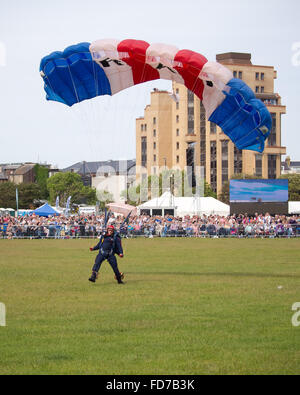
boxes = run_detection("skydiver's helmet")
[107,225,115,234]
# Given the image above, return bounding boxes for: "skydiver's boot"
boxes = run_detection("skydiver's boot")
[89,271,98,283]
[115,272,125,284]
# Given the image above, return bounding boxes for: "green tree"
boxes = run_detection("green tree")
[204,181,217,198]
[18,183,42,209]
[280,174,300,201]
[0,182,17,209]
[34,164,49,199]
[47,172,97,206]
[97,190,114,209]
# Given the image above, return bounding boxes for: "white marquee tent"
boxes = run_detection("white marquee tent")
[138,191,230,217]
[289,201,300,214]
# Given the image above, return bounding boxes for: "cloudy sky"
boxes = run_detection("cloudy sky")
[0,0,299,168]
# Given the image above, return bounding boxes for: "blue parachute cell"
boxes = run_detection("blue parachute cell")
[209,79,272,153]
[39,43,112,106]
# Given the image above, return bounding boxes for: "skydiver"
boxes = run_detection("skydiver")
[88,225,125,284]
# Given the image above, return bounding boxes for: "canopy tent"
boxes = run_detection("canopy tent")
[30,203,60,217]
[138,191,230,217]
[289,201,300,214]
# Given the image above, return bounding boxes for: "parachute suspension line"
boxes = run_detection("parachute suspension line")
[67,63,96,159]
[67,64,80,104]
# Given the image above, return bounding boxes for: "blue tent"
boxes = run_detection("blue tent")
[31,203,59,217]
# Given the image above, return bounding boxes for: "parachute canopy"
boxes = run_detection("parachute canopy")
[40,39,272,152]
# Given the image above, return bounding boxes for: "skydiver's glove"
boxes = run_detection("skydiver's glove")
[89,247,94,251]
[119,254,124,258]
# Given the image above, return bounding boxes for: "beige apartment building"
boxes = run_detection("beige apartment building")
[136,53,286,196]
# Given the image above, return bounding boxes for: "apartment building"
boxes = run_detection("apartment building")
[136,53,286,196]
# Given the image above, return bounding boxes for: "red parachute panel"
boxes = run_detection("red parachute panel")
[117,39,160,85]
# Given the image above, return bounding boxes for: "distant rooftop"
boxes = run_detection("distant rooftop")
[216,52,252,65]
[63,160,136,175]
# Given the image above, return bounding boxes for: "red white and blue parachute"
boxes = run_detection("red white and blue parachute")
[40,39,272,152]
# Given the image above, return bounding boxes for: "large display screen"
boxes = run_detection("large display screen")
[230,179,289,203]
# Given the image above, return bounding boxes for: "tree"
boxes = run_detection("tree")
[47,172,97,206]
[18,183,42,209]
[0,182,17,209]
[34,164,49,199]
[97,190,114,209]
[280,174,300,201]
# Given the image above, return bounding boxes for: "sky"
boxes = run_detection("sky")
[0,0,300,169]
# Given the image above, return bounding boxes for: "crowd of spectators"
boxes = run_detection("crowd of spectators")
[0,212,300,239]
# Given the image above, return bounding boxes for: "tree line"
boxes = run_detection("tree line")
[0,166,97,210]
[0,164,299,210]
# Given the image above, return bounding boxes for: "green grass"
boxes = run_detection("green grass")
[0,237,300,375]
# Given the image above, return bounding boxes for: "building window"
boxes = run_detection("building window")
[238,71,243,79]
[176,156,180,164]
[176,129,180,137]
[268,154,277,179]
[255,154,262,177]
[261,73,265,81]
[268,113,277,146]
[261,86,264,93]
[176,102,179,110]
[255,72,259,80]
[210,122,217,134]
[153,154,156,162]
[176,142,179,150]
[153,117,156,125]
[153,142,156,150]
[188,90,194,134]
[200,102,206,175]
[210,141,217,193]
[141,124,144,132]
[233,71,237,78]
[141,137,147,168]
[176,115,179,123]
[186,142,196,188]
[144,124,147,132]
[176,88,179,94]
[153,129,156,137]
[255,86,260,93]
[234,147,243,174]
[221,140,228,185]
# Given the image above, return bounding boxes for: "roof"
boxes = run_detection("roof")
[63,160,136,175]
[31,203,59,217]
[281,161,300,170]
[14,164,35,175]
[216,52,252,65]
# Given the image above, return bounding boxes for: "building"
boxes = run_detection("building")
[11,163,36,184]
[136,53,286,196]
[0,162,59,185]
[0,163,35,184]
[63,160,136,202]
[0,173,8,183]
[281,157,300,174]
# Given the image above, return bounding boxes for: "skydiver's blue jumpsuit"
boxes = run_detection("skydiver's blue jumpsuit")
[91,232,123,281]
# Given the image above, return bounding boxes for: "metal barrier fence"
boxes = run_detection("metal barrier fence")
[0,225,299,239]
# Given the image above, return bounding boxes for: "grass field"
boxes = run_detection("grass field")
[0,237,300,375]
